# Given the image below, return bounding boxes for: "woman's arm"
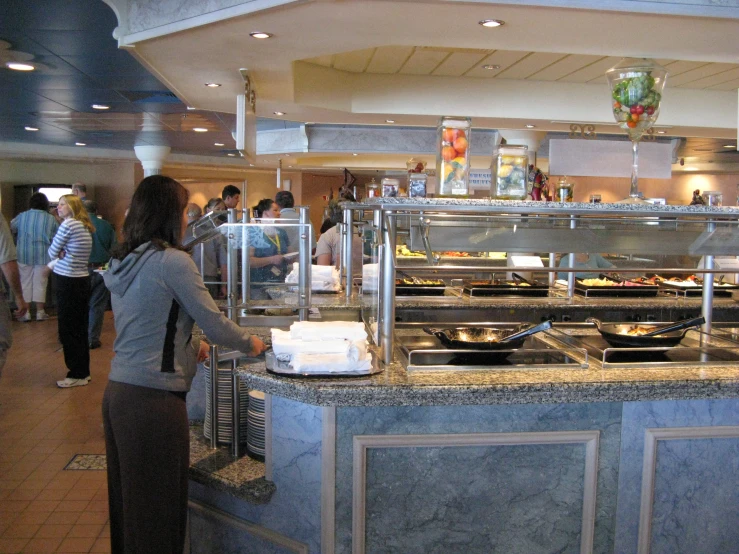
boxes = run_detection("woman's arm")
[48,220,70,259]
[248,246,282,268]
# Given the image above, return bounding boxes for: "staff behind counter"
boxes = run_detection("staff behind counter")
[557,253,615,280]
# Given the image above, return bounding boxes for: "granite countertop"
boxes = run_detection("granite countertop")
[235,326,739,407]
[188,423,275,504]
[217,294,360,311]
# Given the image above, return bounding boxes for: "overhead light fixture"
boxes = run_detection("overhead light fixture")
[75,142,86,146]
[227,153,236,157]
[479,19,504,28]
[525,124,536,129]
[205,82,221,88]
[723,144,735,148]
[91,104,109,110]
[273,111,285,116]
[482,64,501,70]
[683,167,698,171]
[193,127,208,132]
[186,106,197,110]
[249,163,255,167]
[288,165,293,168]
[249,32,273,39]
[214,142,224,146]
[385,119,395,123]
[24,126,39,131]
[657,130,666,134]
[6,62,35,71]
[352,153,358,156]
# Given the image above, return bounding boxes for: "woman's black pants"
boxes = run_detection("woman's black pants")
[56,274,90,379]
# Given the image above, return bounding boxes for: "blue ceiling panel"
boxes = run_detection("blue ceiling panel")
[0,0,118,32]
[59,53,152,78]
[32,88,128,103]
[47,100,143,114]
[92,76,168,92]
[23,30,115,56]
[0,73,101,92]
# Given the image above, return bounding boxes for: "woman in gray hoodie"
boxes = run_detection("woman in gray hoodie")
[102,175,266,554]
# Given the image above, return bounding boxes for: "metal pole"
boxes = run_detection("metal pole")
[337,222,345,292]
[701,220,717,334]
[567,216,576,298]
[227,209,238,322]
[209,344,219,449]
[298,206,311,321]
[344,208,354,299]
[241,208,250,304]
[548,252,556,287]
[380,210,396,364]
[231,358,241,457]
[373,209,383,346]
[241,180,247,221]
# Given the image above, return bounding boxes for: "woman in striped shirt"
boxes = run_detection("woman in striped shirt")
[49,194,94,388]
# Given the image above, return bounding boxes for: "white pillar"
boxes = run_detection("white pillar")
[134,145,171,177]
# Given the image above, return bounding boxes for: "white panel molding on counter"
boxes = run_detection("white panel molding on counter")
[549,139,674,178]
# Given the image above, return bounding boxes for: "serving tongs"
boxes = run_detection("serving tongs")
[511,272,537,286]
[496,319,552,342]
[640,316,705,337]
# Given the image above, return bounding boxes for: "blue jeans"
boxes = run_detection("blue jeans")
[88,270,109,344]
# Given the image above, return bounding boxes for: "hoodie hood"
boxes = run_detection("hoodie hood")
[103,242,160,296]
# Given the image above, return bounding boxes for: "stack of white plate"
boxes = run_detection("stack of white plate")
[203,360,249,445]
[247,391,266,460]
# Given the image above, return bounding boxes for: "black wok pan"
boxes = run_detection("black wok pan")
[423,320,552,351]
[586,317,705,348]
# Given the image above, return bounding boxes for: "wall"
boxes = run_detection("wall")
[550,173,739,205]
[0,159,138,232]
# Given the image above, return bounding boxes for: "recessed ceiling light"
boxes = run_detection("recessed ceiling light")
[24,126,39,131]
[525,124,536,129]
[227,153,236,157]
[352,153,358,156]
[186,106,197,110]
[723,144,735,148]
[683,167,698,171]
[479,19,505,28]
[249,32,273,39]
[193,127,208,132]
[657,130,666,134]
[482,64,501,70]
[249,163,255,167]
[6,62,35,71]
[214,142,224,146]
[205,83,221,88]
[288,165,293,168]
[91,104,109,110]
[75,142,86,146]
[273,111,285,116]
[385,119,395,123]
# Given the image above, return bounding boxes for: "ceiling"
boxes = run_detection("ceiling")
[0,0,296,159]
[305,47,739,91]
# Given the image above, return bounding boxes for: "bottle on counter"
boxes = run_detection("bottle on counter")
[492,145,529,200]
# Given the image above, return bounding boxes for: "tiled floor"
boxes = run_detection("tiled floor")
[0,313,117,553]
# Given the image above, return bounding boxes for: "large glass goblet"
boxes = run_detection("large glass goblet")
[606,58,668,202]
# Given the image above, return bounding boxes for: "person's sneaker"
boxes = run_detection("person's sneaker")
[36,311,50,321]
[89,341,102,350]
[56,377,90,388]
[18,312,32,322]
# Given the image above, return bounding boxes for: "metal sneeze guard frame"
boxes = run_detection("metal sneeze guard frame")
[340,199,739,365]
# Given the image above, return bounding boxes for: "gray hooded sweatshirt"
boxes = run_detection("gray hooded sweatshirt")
[103,242,253,392]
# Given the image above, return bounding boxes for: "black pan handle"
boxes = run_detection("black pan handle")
[585,317,602,330]
[511,272,532,285]
[498,320,552,343]
[641,316,705,337]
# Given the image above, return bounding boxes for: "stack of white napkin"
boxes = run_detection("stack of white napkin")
[271,322,371,373]
[285,263,341,292]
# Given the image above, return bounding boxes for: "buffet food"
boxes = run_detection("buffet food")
[619,326,655,336]
[437,116,471,196]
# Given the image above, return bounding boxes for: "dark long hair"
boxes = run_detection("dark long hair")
[253,198,274,218]
[29,192,50,211]
[113,175,189,259]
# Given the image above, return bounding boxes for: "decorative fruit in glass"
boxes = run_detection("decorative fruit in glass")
[606,58,668,201]
[436,116,471,196]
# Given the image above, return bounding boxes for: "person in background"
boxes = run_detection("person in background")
[557,253,615,280]
[49,195,94,388]
[275,190,316,253]
[102,175,265,554]
[0,215,28,378]
[250,198,287,299]
[71,182,88,201]
[315,193,363,276]
[184,203,228,299]
[222,184,240,210]
[11,192,59,321]
[83,200,116,350]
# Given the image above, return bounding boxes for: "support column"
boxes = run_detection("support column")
[134,145,171,177]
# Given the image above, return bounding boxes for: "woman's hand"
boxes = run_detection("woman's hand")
[248,336,267,357]
[271,254,283,265]
[197,340,210,362]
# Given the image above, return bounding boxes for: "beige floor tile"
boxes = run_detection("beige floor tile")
[0,501,30,513]
[42,514,78,527]
[5,490,38,502]
[0,538,30,553]
[88,538,109,553]
[66,526,102,540]
[55,537,95,553]
[32,525,72,539]
[52,502,88,513]
[70,514,105,527]
[61,490,95,502]
[96,527,109,539]
[81,502,106,514]
[19,537,62,553]
[33,490,66,502]
[1,525,40,539]
[11,513,50,526]
[24,501,59,514]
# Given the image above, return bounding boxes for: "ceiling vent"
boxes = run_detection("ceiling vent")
[116,90,180,104]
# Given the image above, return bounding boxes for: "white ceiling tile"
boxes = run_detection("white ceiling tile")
[304,55,333,68]
[398,49,450,75]
[332,48,375,73]
[562,57,623,83]
[706,77,739,91]
[684,67,739,89]
[670,63,739,87]
[662,60,709,77]
[465,50,530,78]
[528,54,605,81]
[497,52,568,80]
[432,51,489,77]
[365,46,415,74]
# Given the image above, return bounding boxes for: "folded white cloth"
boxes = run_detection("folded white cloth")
[289,352,372,373]
[285,263,341,291]
[290,321,367,342]
[271,329,367,361]
[362,263,379,291]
